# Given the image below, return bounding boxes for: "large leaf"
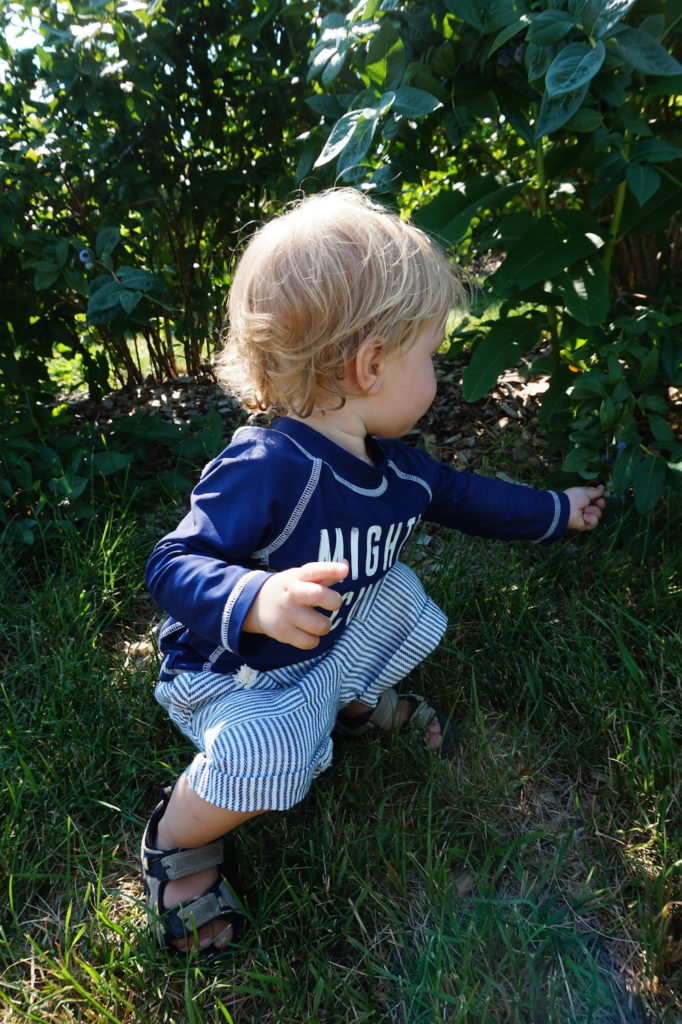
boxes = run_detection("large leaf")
[633,454,667,513]
[545,42,605,97]
[620,175,682,234]
[116,266,161,291]
[625,164,661,206]
[490,212,604,296]
[572,0,638,38]
[537,364,573,429]
[308,14,354,87]
[336,114,380,175]
[314,109,375,167]
[611,444,639,496]
[462,315,544,402]
[612,27,682,76]
[95,226,120,260]
[86,280,124,323]
[528,10,576,46]
[413,176,525,245]
[442,0,485,31]
[553,257,610,325]
[590,152,628,206]
[392,87,441,117]
[630,138,682,164]
[535,84,589,138]
[364,20,405,91]
[486,18,531,60]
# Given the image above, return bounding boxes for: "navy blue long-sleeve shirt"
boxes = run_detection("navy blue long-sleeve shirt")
[146,416,569,679]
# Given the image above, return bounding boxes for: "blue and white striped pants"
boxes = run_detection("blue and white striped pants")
[155,562,447,812]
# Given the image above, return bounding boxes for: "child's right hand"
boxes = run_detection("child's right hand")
[243,561,349,649]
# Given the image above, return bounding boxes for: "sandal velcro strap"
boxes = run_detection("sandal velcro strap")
[334,687,458,757]
[163,878,244,941]
[402,693,459,757]
[141,787,246,954]
[143,838,225,882]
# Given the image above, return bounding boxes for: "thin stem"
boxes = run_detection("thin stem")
[603,131,634,277]
[602,179,628,277]
[536,140,561,372]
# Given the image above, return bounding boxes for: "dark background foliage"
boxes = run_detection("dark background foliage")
[1,0,680,549]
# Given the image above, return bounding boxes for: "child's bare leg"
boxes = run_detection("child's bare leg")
[155,773,264,952]
[342,698,443,750]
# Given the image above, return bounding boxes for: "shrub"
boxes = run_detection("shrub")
[305,0,682,514]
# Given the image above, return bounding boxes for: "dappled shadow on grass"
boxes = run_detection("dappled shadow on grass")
[2,468,681,1021]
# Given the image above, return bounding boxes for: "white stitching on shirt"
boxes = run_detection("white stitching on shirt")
[220,570,263,650]
[386,461,433,500]
[252,458,322,560]
[535,491,561,543]
[279,434,389,496]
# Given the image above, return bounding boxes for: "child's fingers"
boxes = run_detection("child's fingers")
[583,503,604,528]
[280,606,336,649]
[296,560,350,586]
[295,580,343,612]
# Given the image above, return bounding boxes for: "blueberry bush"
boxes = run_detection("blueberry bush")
[306,0,682,514]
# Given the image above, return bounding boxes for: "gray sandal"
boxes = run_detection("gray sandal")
[335,687,458,757]
[141,787,246,954]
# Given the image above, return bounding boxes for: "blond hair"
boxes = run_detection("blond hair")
[215,188,465,417]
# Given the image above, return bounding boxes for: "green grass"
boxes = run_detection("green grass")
[1,502,681,1023]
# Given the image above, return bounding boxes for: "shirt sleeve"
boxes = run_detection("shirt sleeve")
[145,431,305,655]
[412,449,569,543]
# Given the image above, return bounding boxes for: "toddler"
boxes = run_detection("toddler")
[142,188,605,954]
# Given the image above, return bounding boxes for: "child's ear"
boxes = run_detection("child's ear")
[351,336,385,394]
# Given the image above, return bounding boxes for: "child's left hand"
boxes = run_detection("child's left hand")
[564,484,607,531]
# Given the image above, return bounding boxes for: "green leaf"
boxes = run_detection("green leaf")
[537,364,573,429]
[620,176,682,235]
[490,212,604,295]
[625,164,661,206]
[535,84,589,138]
[90,450,134,475]
[309,14,354,87]
[648,413,676,445]
[562,446,600,476]
[364,20,405,91]
[462,316,544,402]
[336,115,380,175]
[315,109,373,167]
[590,152,628,206]
[442,0,485,31]
[545,41,605,98]
[34,264,62,290]
[611,444,638,494]
[571,373,609,400]
[119,289,142,314]
[525,42,555,82]
[413,176,525,245]
[635,346,659,389]
[486,18,531,59]
[48,473,88,501]
[95,226,120,260]
[629,138,682,164]
[116,265,162,291]
[86,280,124,323]
[575,0,638,38]
[392,87,441,117]
[612,27,682,76]
[528,10,576,47]
[633,454,666,513]
[565,107,603,132]
[305,94,347,118]
[553,257,610,325]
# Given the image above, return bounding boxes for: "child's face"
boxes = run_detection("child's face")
[366,317,445,438]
